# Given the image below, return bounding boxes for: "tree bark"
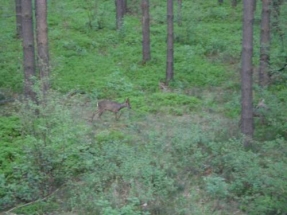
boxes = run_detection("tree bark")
[177,0,182,26]
[142,0,151,63]
[115,0,124,30]
[36,0,50,96]
[123,0,127,15]
[22,0,37,102]
[15,0,22,38]
[259,0,271,86]
[218,0,223,5]
[166,0,174,84]
[272,0,284,47]
[241,0,256,148]
[272,0,283,23]
[231,0,238,8]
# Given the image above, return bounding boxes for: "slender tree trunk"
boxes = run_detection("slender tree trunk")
[15,0,22,38]
[123,0,127,15]
[36,0,50,96]
[218,0,223,5]
[166,0,174,84]
[272,0,283,24]
[272,0,284,48]
[177,0,182,26]
[259,0,271,86]
[142,0,151,63]
[22,0,37,102]
[241,0,256,148]
[231,0,238,8]
[115,0,124,29]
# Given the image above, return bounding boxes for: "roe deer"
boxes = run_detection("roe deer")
[92,98,131,121]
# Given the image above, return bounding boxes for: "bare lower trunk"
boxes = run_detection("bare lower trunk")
[36,0,50,97]
[241,0,256,148]
[123,0,127,14]
[142,0,151,62]
[231,0,238,7]
[22,0,37,102]
[15,0,22,38]
[115,0,124,29]
[177,0,182,26]
[272,0,284,48]
[259,0,271,86]
[166,0,174,83]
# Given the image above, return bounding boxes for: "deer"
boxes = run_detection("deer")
[91,98,131,121]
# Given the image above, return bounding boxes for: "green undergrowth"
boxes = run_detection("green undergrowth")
[0,116,22,178]
[130,93,200,115]
[0,91,286,214]
[1,0,287,214]
[2,0,238,94]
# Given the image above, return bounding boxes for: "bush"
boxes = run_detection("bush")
[0,92,90,212]
[201,138,287,215]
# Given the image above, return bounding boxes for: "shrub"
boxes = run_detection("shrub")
[0,91,90,211]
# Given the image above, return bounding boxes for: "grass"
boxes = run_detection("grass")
[1,0,287,214]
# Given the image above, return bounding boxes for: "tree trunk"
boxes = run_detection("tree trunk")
[166,0,174,84]
[177,0,182,26]
[272,0,284,47]
[231,0,238,8]
[115,0,124,30]
[272,0,283,23]
[218,0,223,5]
[22,0,37,102]
[259,0,271,87]
[36,0,50,96]
[241,0,256,148]
[15,0,22,38]
[123,0,127,15]
[142,0,151,63]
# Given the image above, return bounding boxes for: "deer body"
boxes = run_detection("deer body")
[92,98,131,120]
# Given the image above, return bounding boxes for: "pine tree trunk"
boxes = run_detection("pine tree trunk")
[142,0,151,63]
[15,0,22,38]
[36,0,50,96]
[177,0,182,26]
[272,0,283,23]
[241,0,256,148]
[123,0,127,15]
[166,0,174,84]
[272,0,284,46]
[22,0,36,102]
[259,0,271,86]
[231,0,238,7]
[115,0,124,29]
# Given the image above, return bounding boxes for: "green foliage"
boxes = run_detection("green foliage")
[223,92,241,118]
[64,117,224,215]
[0,92,90,211]
[130,92,200,115]
[206,6,230,21]
[201,138,287,215]
[0,117,22,175]
[0,116,22,208]
[1,0,287,214]
[254,88,287,139]
[204,176,229,198]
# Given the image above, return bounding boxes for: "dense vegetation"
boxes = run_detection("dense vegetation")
[1,0,287,214]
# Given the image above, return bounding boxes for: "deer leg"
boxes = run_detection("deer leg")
[118,111,123,119]
[91,111,96,121]
[98,111,103,119]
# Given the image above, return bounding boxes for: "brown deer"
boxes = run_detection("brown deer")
[92,98,131,121]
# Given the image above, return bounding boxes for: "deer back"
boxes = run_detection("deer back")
[98,99,131,113]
